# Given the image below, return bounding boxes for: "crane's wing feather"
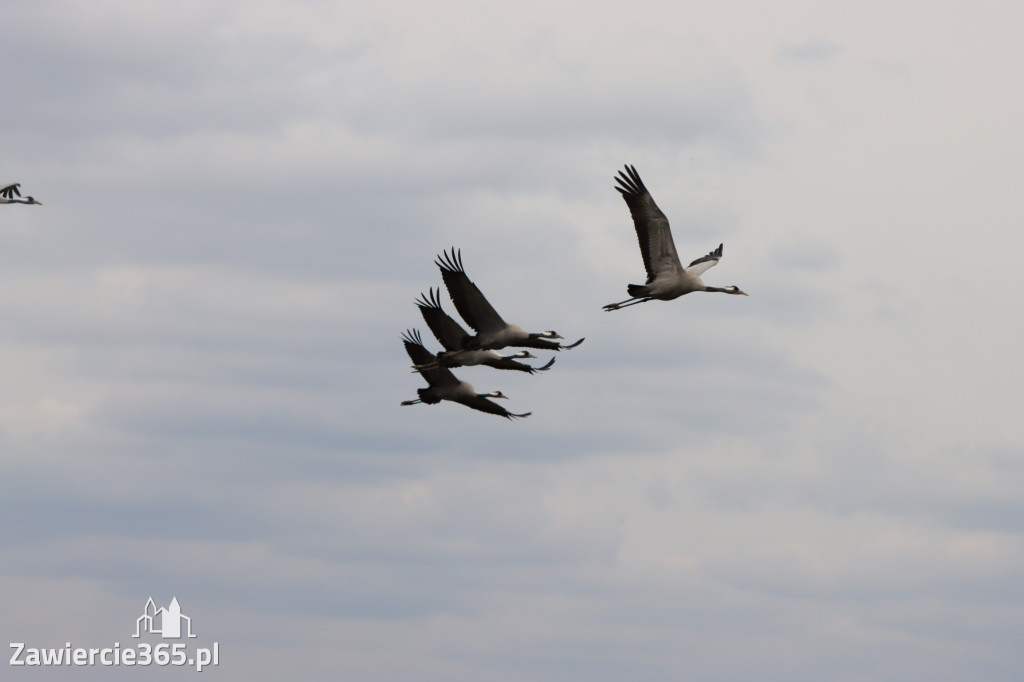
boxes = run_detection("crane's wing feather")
[459,395,531,420]
[1,183,21,199]
[685,243,723,277]
[414,287,470,351]
[435,248,507,334]
[402,329,459,387]
[615,165,681,283]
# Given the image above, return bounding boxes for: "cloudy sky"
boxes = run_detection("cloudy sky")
[2,1,1022,679]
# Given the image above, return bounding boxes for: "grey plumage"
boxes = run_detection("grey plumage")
[400,329,531,420]
[436,248,584,351]
[603,165,746,311]
[414,287,556,374]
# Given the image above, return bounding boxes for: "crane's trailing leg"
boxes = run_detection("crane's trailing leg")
[603,297,652,311]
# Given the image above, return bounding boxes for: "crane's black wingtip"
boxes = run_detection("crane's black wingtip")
[401,328,425,347]
[414,287,445,310]
[435,247,466,274]
[614,164,646,196]
[429,286,444,307]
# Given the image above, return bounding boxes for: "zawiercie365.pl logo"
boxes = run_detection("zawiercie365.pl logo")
[10,597,219,672]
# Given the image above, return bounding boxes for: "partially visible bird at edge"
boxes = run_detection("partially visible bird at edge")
[1,183,42,205]
[603,165,747,311]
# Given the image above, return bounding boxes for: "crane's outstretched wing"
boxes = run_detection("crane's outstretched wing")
[414,287,470,351]
[487,355,557,373]
[615,165,682,284]
[401,329,458,388]
[435,248,507,334]
[685,243,723,277]
[1,183,22,199]
[459,394,532,420]
[518,357,556,374]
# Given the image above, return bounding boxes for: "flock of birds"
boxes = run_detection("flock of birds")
[401,165,748,420]
[401,248,586,419]
[5,173,747,421]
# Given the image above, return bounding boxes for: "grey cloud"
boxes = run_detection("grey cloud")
[3,2,1023,681]
[777,38,843,63]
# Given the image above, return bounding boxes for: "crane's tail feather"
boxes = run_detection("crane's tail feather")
[626,284,649,297]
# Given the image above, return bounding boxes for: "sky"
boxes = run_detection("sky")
[1,0,1022,679]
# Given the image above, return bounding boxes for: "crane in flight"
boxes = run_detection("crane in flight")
[436,248,584,351]
[603,165,746,311]
[400,329,532,420]
[1,183,42,205]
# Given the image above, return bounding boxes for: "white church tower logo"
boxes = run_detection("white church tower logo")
[133,597,197,639]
